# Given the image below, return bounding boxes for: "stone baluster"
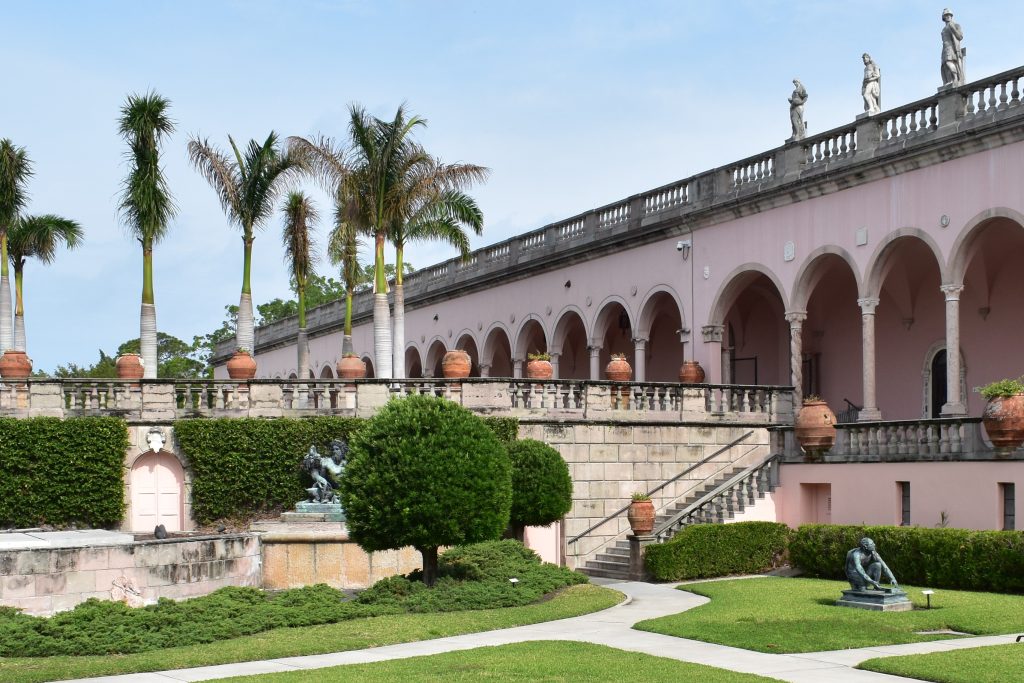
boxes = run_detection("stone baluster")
[940,284,967,416]
[857,297,882,420]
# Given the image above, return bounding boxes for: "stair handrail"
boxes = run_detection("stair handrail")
[567,430,753,546]
[651,451,780,540]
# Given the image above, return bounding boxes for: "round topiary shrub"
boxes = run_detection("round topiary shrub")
[340,395,512,585]
[506,439,572,541]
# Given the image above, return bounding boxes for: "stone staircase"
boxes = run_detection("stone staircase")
[578,456,779,580]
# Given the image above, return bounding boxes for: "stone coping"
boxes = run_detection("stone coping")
[0,530,255,552]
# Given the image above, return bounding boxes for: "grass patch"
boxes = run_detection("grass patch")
[0,585,621,683]
[218,641,783,682]
[634,577,1024,653]
[860,644,1024,683]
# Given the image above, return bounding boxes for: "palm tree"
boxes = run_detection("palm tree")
[281,191,318,380]
[326,196,362,356]
[188,133,303,360]
[0,140,33,353]
[118,92,176,379]
[7,215,83,351]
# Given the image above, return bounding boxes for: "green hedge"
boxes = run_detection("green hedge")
[0,417,129,528]
[644,522,792,581]
[790,524,1024,593]
[174,415,518,525]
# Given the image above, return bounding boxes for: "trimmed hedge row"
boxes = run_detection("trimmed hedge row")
[175,415,519,524]
[0,417,129,528]
[644,522,792,581]
[790,524,1024,593]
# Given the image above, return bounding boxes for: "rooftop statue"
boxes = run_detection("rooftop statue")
[845,537,898,590]
[862,54,881,115]
[301,439,347,504]
[788,79,808,141]
[940,8,965,87]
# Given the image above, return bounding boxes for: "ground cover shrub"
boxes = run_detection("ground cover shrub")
[644,522,791,581]
[0,417,129,528]
[790,524,1024,593]
[506,439,572,540]
[341,395,512,585]
[356,540,586,611]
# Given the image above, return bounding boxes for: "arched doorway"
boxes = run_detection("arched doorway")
[717,272,787,385]
[482,325,513,377]
[636,291,685,382]
[425,339,448,378]
[592,300,633,379]
[551,309,588,380]
[130,451,185,532]
[405,346,423,378]
[456,333,481,377]
[362,356,376,378]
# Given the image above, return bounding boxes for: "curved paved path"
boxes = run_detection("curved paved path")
[67,579,1017,683]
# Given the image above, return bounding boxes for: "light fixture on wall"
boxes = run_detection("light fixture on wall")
[676,239,691,260]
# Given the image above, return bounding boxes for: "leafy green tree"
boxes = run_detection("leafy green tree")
[327,203,361,355]
[281,191,318,379]
[115,333,206,378]
[505,439,573,541]
[353,261,414,293]
[188,132,303,355]
[50,350,117,378]
[118,92,177,378]
[0,139,32,352]
[341,395,512,586]
[7,215,83,352]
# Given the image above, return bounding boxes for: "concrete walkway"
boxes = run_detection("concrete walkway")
[66,579,1017,683]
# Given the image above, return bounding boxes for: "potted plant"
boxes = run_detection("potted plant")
[627,492,655,535]
[605,353,632,382]
[794,395,836,459]
[977,377,1024,452]
[526,351,553,380]
[441,349,472,378]
[0,349,32,380]
[115,353,145,380]
[336,352,367,379]
[226,347,257,380]
[678,360,705,383]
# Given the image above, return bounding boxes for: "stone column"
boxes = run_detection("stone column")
[479,363,491,378]
[940,284,967,416]
[785,311,807,407]
[512,359,523,379]
[549,352,561,380]
[588,345,602,380]
[632,337,648,382]
[702,325,724,384]
[857,297,882,421]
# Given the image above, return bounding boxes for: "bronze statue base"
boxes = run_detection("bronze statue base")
[836,588,913,612]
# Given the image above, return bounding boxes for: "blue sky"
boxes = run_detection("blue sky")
[3,0,1023,372]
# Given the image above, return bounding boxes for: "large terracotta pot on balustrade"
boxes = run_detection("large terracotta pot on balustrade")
[115,353,145,380]
[441,350,472,379]
[982,393,1024,452]
[678,360,705,384]
[0,350,32,380]
[226,350,257,380]
[605,355,632,382]
[794,398,836,460]
[337,354,367,380]
[526,357,553,380]
[627,496,655,535]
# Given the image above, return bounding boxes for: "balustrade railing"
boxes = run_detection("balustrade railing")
[803,126,857,168]
[596,201,630,229]
[556,217,586,241]
[644,180,690,215]
[878,98,940,144]
[963,71,1023,118]
[728,152,775,188]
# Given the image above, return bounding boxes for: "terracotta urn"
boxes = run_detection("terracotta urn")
[526,358,553,380]
[605,355,632,382]
[982,394,1024,451]
[794,399,837,458]
[226,350,257,380]
[627,498,656,535]
[678,360,706,384]
[115,353,145,380]
[0,350,32,380]
[441,349,472,379]
[337,355,367,380]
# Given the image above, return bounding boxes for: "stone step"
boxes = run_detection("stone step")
[584,558,630,572]
[594,552,629,564]
[604,546,630,557]
[577,565,631,580]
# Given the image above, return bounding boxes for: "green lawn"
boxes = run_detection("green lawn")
[634,577,1024,653]
[0,585,621,683]
[860,643,1024,683]
[219,641,783,682]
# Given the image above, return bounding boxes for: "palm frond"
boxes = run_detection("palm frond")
[187,137,242,227]
[281,191,318,285]
[117,92,176,244]
[9,214,83,266]
[0,139,33,229]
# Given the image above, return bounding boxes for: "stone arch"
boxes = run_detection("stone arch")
[589,295,635,346]
[708,263,790,328]
[791,246,864,310]
[713,265,789,386]
[405,344,423,378]
[288,372,298,380]
[455,331,481,377]
[361,356,376,378]
[513,315,548,360]
[864,228,948,298]
[319,364,334,379]
[636,287,687,382]
[947,207,1024,284]
[481,323,513,377]
[920,340,967,419]
[128,445,186,532]
[591,297,635,376]
[551,306,589,380]
[424,337,448,377]
[636,285,686,339]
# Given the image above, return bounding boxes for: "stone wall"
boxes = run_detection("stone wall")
[517,421,771,567]
[0,534,260,616]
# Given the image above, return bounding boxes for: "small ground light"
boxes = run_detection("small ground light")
[509,577,519,587]
[922,589,935,609]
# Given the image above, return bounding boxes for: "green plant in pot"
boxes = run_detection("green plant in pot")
[627,492,655,535]
[977,377,1024,452]
[526,350,553,380]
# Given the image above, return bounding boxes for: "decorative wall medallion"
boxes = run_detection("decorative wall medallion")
[586,296,592,307]
[703,266,710,280]
[420,334,425,343]
[630,285,637,296]
[855,227,868,246]
[545,305,552,316]
[783,241,796,262]
[510,313,516,324]
[940,214,950,228]
[447,329,452,338]
[477,321,483,331]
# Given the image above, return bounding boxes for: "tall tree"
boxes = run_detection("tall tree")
[327,198,362,355]
[0,140,32,353]
[118,92,176,379]
[7,215,83,351]
[281,191,318,380]
[188,132,302,359]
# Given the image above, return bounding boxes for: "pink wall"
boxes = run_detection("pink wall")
[777,462,1023,530]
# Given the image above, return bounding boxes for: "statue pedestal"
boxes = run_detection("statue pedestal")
[281,502,346,523]
[836,587,913,612]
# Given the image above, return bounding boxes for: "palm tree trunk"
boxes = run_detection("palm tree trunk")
[342,288,354,356]
[297,283,309,381]
[392,283,405,378]
[237,234,256,354]
[372,231,392,378]
[140,245,158,378]
[0,234,11,352]
[12,265,24,352]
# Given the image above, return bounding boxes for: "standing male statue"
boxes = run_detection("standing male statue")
[788,79,808,141]
[862,53,881,115]
[940,8,965,87]
[845,537,898,590]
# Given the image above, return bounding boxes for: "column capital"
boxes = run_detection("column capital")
[940,283,964,300]
[784,310,808,325]
[857,297,880,314]
[631,336,649,346]
[587,345,602,356]
[701,324,724,343]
